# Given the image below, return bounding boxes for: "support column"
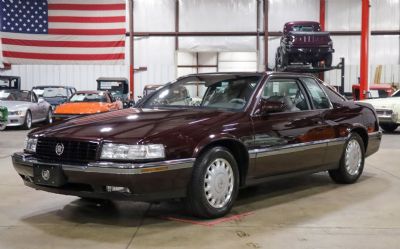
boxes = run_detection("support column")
[128,0,134,99]
[263,0,269,71]
[175,0,179,50]
[360,0,370,100]
[319,0,326,81]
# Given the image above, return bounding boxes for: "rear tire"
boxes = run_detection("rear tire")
[22,111,32,130]
[325,53,333,67]
[380,123,398,133]
[329,133,365,184]
[186,147,239,219]
[45,109,53,124]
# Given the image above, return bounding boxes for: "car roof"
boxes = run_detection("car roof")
[97,77,128,82]
[180,71,316,79]
[75,90,106,94]
[285,21,320,26]
[32,85,75,89]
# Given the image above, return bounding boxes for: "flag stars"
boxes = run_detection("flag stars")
[1,0,50,34]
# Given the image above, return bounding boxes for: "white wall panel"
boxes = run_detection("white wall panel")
[180,0,257,32]
[134,0,175,32]
[326,0,361,31]
[371,0,400,30]
[134,37,176,98]
[179,36,257,52]
[269,0,319,31]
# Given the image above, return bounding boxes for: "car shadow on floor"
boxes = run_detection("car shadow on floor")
[21,170,388,239]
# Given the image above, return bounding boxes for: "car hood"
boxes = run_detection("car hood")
[54,102,112,115]
[360,97,400,109]
[0,101,29,111]
[30,108,237,143]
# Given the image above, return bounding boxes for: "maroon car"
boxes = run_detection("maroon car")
[12,72,381,218]
[276,21,334,69]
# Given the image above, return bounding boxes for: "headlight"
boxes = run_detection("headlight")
[100,143,165,160]
[24,138,38,153]
[9,110,24,116]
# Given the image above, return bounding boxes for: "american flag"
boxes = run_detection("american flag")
[0,0,126,64]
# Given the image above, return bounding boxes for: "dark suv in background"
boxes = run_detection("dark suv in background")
[276,21,334,69]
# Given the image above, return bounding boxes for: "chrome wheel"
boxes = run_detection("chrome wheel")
[48,110,53,124]
[26,113,32,129]
[204,158,234,209]
[345,139,362,176]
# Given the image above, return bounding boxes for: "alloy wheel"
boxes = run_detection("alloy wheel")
[204,158,234,209]
[345,139,362,175]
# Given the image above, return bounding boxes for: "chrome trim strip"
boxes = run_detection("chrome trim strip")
[12,153,195,175]
[248,137,347,158]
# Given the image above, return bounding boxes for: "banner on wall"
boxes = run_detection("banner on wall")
[0,0,126,65]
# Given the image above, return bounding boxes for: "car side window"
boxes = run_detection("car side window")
[31,92,38,103]
[301,78,331,109]
[262,78,310,112]
[321,84,346,105]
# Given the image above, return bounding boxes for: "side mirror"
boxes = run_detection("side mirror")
[258,97,286,115]
[38,98,45,103]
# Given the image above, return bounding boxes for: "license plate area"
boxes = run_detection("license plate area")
[33,164,66,187]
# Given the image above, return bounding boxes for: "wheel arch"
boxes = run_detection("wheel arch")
[350,126,368,150]
[194,138,249,187]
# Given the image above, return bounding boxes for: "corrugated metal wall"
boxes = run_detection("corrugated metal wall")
[1,0,399,97]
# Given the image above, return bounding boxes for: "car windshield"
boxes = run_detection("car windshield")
[69,92,107,103]
[392,90,400,97]
[292,25,317,32]
[0,90,29,101]
[98,82,124,95]
[33,87,68,98]
[143,75,261,111]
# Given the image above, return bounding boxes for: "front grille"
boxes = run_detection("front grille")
[36,138,99,163]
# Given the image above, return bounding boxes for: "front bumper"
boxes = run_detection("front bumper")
[286,46,334,54]
[376,109,399,124]
[12,152,194,201]
[6,114,25,127]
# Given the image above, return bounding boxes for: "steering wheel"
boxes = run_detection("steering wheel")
[229,98,246,105]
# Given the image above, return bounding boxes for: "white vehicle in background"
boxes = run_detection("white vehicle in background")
[361,90,400,132]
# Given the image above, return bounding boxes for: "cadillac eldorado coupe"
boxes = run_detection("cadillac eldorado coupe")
[12,72,381,218]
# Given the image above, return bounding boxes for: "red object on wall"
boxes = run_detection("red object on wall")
[360,0,370,100]
[319,0,326,31]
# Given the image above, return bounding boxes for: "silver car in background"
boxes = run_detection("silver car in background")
[0,90,52,129]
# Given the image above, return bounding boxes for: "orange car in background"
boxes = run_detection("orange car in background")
[53,91,123,121]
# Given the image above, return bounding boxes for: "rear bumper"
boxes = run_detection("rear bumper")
[53,114,81,122]
[12,152,194,201]
[366,131,382,157]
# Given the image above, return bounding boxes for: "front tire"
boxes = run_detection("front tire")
[325,53,333,67]
[329,133,365,184]
[380,123,398,133]
[186,147,239,219]
[22,111,32,130]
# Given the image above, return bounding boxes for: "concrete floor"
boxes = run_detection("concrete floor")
[0,128,399,249]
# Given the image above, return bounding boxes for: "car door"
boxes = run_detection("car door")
[28,92,41,121]
[251,76,329,178]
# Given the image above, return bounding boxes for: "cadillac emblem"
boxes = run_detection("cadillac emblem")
[41,169,50,181]
[55,143,64,156]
